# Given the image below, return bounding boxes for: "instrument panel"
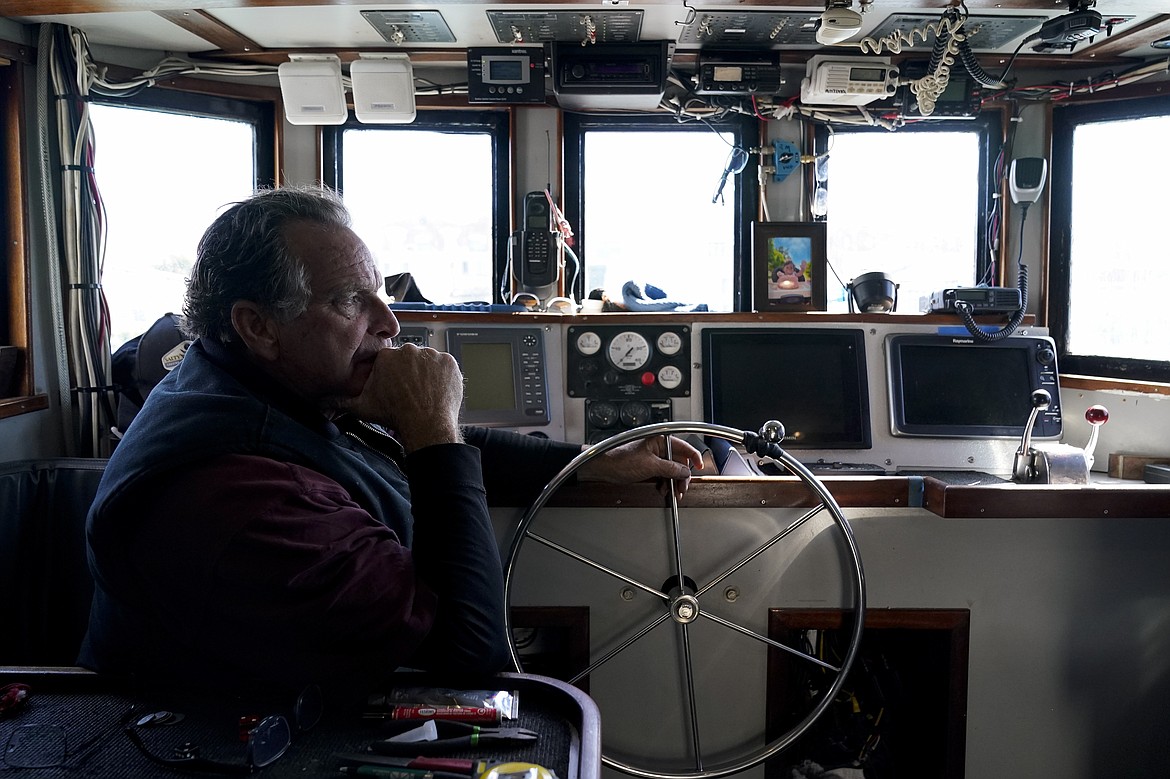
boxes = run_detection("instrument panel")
[566,324,690,443]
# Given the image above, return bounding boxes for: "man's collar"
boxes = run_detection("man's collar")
[198,338,340,438]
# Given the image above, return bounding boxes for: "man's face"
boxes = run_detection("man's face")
[266,220,399,406]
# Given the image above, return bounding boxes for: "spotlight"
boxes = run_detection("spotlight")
[847,271,899,313]
[817,0,863,45]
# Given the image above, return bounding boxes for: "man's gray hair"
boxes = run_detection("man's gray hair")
[183,186,353,344]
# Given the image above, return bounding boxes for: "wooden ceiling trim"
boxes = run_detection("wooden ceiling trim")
[154,9,262,53]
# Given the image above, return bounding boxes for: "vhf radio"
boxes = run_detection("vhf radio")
[514,191,557,289]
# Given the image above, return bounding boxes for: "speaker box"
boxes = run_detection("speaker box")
[351,55,416,124]
[277,54,348,125]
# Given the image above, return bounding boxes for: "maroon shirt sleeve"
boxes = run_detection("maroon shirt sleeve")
[130,454,440,690]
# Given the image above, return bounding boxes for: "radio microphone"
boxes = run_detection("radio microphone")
[1009,157,1048,205]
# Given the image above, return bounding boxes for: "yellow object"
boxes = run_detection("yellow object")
[481,763,558,779]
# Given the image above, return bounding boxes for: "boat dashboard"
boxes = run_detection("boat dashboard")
[393,309,1064,479]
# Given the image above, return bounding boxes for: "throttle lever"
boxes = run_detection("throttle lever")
[1013,388,1051,482]
[1083,405,1109,470]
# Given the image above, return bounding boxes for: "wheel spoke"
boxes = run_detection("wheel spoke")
[525,529,669,602]
[697,610,840,672]
[569,612,673,685]
[678,622,703,771]
[665,436,686,587]
[695,504,824,598]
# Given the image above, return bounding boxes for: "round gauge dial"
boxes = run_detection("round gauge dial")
[587,401,619,429]
[620,401,652,428]
[575,331,602,356]
[657,365,683,390]
[656,331,683,356]
[608,331,652,371]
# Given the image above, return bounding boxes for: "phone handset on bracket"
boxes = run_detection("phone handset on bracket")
[512,191,557,290]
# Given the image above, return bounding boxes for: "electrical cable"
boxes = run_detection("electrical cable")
[36,24,77,456]
[956,203,1030,342]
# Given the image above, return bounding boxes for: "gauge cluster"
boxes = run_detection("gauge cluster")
[566,324,690,442]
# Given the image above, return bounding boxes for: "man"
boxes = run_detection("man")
[79,186,700,701]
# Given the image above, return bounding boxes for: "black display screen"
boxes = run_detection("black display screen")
[459,342,516,412]
[702,328,871,449]
[887,334,1062,438]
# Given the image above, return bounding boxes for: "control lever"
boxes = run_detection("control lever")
[1012,389,1050,482]
[1013,389,1109,484]
[1083,405,1109,469]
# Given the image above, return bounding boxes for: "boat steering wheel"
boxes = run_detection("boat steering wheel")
[504,421,866,779]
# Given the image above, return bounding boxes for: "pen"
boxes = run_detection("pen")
[339,767,471,779]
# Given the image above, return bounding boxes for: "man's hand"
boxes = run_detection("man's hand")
[341,345,464,451]
[577,435,703,499]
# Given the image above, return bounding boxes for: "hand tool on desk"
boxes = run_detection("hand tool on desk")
[335,752,487,775]
[338,765,468,779]
[371,720,539,755]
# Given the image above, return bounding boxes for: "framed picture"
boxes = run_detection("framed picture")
[752,221,827,312]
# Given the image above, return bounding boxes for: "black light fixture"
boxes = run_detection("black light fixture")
[847,271,899,313]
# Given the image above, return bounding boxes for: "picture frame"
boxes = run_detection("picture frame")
[752,221,828,312]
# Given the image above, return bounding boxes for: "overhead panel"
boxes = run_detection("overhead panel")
[487,11,643,44]
[865,14,1050,51]
[677,11,823,47]
[361,10,456,44]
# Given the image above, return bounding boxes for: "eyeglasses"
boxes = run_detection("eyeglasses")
[125,710,291,775]
[712,146,750,205]
[122,684,320,775]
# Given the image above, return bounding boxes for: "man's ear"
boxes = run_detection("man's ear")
[230,301,280,361]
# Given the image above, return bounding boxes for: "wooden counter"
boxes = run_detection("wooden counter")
[544,476,1170,519]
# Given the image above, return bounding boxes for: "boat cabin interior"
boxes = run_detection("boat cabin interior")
[1,2,1169,778]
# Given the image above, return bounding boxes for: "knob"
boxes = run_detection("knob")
[759,420,785,443]
[1031,388,1051,410]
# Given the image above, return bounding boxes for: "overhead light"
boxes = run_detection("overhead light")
[351,54,417,124]
[817,0,863,45]
[1152,35,1170,50]
[277,54,347,126]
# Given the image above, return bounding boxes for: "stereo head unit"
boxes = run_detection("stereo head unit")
[551,41,671,111]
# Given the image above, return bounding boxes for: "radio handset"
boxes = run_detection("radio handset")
[514,191,557,289]
[1009,157,1048,207]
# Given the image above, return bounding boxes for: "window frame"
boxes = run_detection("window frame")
[1050,93,1170,383]
[1,60,43,416]
[563,112,759,310]
[90,87,277,190]
[812,111,1003,301]
[322,109,511,303]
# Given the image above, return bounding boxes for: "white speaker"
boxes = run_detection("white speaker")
[277,54,348,125]
[351,54,416,124]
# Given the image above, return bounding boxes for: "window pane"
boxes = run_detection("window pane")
[341,129,494,304]
[1069,116,1169,361]
[825,131,980,313]
[91,105,255,347]
[583,131,736,312]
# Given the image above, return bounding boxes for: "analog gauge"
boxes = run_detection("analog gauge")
[587,400,619,429]
[657,365,683,390]
[575,331,602,356]
[607,331,652,371]
[656,331,683,356]
[620,401,652,428]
